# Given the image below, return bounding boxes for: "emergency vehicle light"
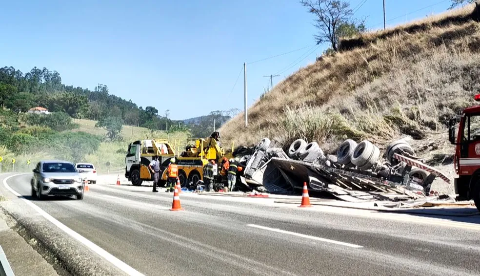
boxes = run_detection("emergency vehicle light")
[475,94,480,101]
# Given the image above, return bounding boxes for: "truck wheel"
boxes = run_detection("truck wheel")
[337,139,357,165]
[257,138,271,151]
[351,140,375,169]
[288,139,307,159]
[188,171,201,190]
[130,169,143,186]
[473,180,480,212]
[178,170,187,187]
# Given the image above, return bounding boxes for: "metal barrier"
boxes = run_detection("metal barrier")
[0,246,14,276]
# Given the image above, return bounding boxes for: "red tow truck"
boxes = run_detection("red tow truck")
[449,94,480,211]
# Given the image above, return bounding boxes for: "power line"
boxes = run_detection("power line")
[228,66,244,96]
[353,0,368,14]
[275,45,321,75]
[247,45,315,64]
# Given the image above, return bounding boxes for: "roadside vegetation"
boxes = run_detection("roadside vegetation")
[220,4,480,161]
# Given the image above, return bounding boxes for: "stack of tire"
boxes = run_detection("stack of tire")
[336,139,380,171]
[288,139,325,162]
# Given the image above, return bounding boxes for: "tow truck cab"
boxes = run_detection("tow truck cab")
[449,94,480,210]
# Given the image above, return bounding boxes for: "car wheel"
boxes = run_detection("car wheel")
[36,184,44,200]
[77,192,84,200]
[31,184,37,198]
[130,169,143,186]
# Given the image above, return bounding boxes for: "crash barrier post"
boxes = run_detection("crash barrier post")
[170,187,183,211]
[0,246,14,276]
[299,182,312,207]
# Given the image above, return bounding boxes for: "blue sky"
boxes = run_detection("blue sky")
[0,0,455,120]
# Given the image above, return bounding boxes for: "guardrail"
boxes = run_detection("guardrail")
[0,246,14,276]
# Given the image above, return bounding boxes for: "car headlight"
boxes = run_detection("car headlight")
[43,178,51,183]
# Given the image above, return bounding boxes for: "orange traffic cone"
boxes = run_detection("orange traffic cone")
[84,179,90,192]
[299,182,311,207]
[176,178,181,194]
[170,187,183,211]
[116,175,121,186]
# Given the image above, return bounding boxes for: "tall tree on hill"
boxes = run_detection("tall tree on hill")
[300,0,365,51]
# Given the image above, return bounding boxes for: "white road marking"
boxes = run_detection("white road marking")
[3,174,145,276]
[247,224,363,248]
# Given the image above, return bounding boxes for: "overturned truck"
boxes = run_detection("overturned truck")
[237,138,451,203]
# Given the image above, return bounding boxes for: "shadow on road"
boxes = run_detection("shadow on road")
[380,207,480,224]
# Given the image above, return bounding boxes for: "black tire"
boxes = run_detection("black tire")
[36,184,44,200]
[178,170,187,187]
[188,171,201,190]
[288,139,307,159]
[130,169,143,186]
[473,179,480,213]
[91,181,96,184]
[351,140,375,168]
[386,140,414,165]
[337,139,357,165]
[358,144,380,171]
[31,183,37,198]
[77,192,84,200]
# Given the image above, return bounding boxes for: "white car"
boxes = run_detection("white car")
[76,163,97,184]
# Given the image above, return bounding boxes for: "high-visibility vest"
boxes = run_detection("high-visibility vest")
[228,163,238,175]
[168,164,178,178]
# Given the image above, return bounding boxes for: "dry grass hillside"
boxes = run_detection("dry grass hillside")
[221,3,480,160]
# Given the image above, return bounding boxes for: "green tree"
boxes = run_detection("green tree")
[96,116,123,140]
[0,83,17,107]
[300,0,364,51]
[5,92,35,113]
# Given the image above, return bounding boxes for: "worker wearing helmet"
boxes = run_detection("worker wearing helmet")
[166,158,178,192]
[227,159,238,191]
[203,159,215,192]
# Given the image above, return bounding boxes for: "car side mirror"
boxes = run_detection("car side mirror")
[448,118,458,145]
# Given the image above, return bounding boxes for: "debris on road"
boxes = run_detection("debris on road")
[233,137,457,206]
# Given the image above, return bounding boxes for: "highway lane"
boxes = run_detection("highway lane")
[6,173,480,276]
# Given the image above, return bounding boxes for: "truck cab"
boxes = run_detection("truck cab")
[449,94,480,210]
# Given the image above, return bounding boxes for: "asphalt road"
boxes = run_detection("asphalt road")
[5,173,480,276]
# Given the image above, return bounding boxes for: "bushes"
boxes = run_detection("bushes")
[23,112,78,131]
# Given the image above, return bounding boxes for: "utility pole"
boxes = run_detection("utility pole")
[244,62,248,127]
[263,74,280,88]
[213,118,216,132]
[383,0,386,30]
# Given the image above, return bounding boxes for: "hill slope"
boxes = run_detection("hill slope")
[221,4,480,158]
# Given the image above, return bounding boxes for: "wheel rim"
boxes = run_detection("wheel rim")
[191,174,200,186]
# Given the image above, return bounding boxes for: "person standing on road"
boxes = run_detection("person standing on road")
[166,158,178,192]
[148,156,160,192]
[227,159,237,191]
[203,159,214,192]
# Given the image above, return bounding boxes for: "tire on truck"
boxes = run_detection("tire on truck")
[337,139,357,165]
[299,142,324,163]
[288,139,307,159]
[351,140,379,170]
[130,169,143,186]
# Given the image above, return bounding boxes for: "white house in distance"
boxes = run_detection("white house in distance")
[27,106,50,114]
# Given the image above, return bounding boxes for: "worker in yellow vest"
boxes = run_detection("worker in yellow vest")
[166,158,178,192]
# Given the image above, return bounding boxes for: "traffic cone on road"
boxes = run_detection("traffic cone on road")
[299,182,311,207]
[84,179,90,192]
[176,178,181,194]
[170,187,183,211]
[116,175,121,186]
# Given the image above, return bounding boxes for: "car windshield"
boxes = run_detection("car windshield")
[77,164,94,169]
[43,162,77,173]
